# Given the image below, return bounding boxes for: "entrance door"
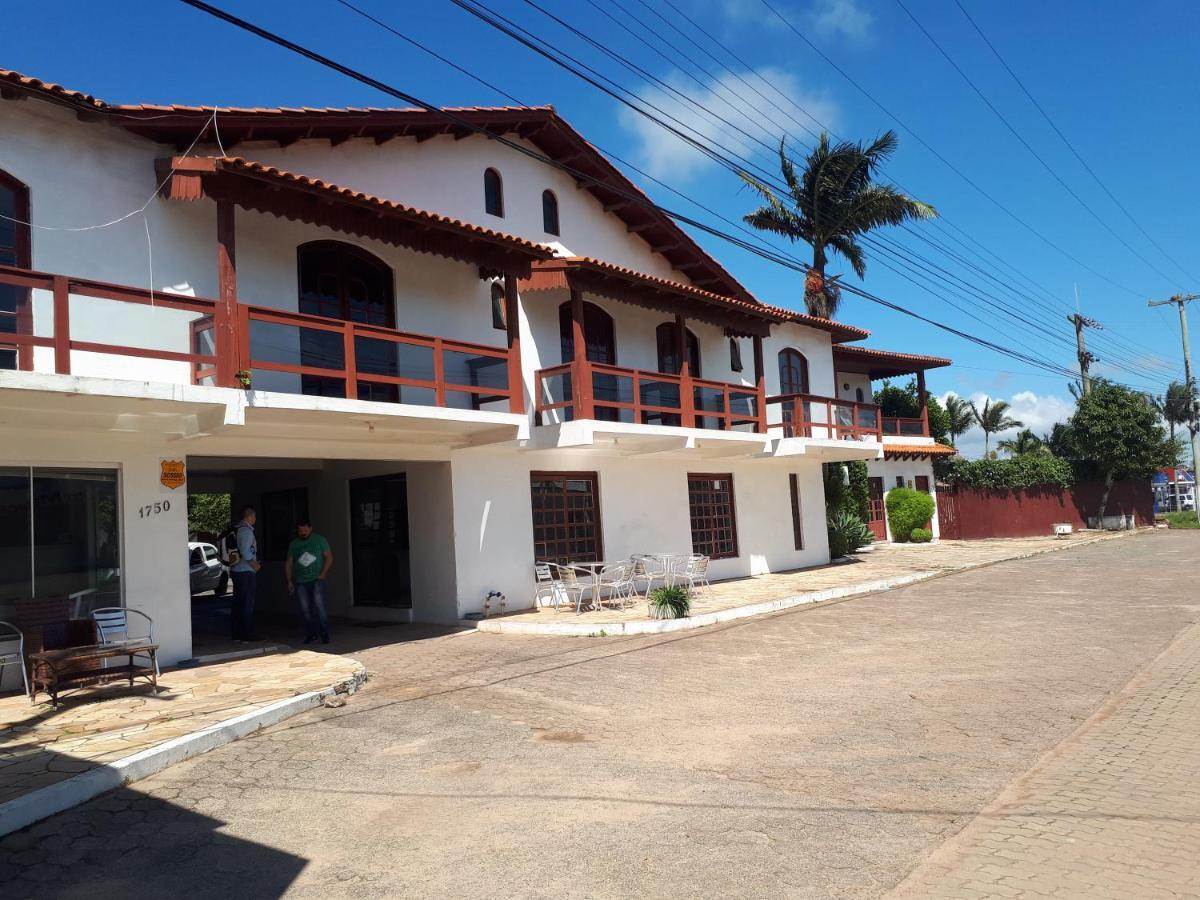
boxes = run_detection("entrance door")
[867,476,887,541]
[349,473,411,609]
[914,474,933,531]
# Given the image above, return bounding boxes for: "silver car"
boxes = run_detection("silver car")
[189,542,229,596]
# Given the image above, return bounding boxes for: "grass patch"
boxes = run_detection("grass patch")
[1164,511,1200,529]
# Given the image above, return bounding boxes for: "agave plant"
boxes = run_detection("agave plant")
[648,586,691,619]
[827,509,874,554]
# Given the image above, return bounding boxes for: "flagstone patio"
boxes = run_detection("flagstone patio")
[0,651,365,808]
[476,530,1141,635]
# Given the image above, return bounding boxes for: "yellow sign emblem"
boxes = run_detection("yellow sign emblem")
[160,459,186,491]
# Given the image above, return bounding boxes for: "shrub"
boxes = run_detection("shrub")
[827,524,849,559]
[910,527,933,543]
[648,585,690,619]
[935,454,1073,490]
[846,460,871,522]
[827,509,874,554]
[885,487,935,542]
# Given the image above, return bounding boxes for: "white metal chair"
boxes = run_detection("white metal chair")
[0,621,30,698]
[550,564,592,614]
[630,555,668,598]
[676,555,713,596]
[534,562,559,609]
[91,607,159,677]
[596,561,635,608]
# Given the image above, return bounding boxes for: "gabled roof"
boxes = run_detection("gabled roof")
[0,67,754,302]
[161,156,554,275]
[833,345,952,379]
[761,305,870,343]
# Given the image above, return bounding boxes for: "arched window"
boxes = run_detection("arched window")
[777,348,809,395]
[558,300,616,364]
[541,189,560,235]
[656,322,701,376]
[0,169,32,370]
[297,241,395,401]
[484,168,504,217]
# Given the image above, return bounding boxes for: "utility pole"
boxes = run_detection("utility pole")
[1066,312,1101,395]
[1148,293,1200,524]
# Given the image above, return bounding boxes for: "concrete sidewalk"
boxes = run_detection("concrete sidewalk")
[476,530,1141,636]
[0,651,365,834]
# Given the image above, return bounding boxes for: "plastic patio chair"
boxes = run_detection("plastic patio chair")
[0,621,30,698]
[91,607,159,677]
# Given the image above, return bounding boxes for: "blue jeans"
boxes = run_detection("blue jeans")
[230,570,257,640]
[294,580,330,642]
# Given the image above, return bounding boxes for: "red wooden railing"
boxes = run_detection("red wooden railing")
[881,415,929,437]
[767,392,883,441]
[0,264,517,412]
[535,359,765,432]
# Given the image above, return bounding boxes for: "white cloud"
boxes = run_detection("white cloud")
[617,67,838,181]
[809,0,874,40]
[941,390,1076,460]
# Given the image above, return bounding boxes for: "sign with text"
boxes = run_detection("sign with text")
[159,458,187,492]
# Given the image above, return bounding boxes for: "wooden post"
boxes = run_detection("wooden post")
[433,336,446,407]
[342,325,357,400]
[570,288,593,419]
[675,313,694,426]
[216,199,239,388]
[504,273,524,414]
[916,369,928,436]
[752,335,765,433]
[52,275,70,374]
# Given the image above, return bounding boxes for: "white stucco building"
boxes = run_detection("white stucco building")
[0,68,954,674]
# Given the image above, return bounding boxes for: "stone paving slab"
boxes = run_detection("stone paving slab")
[0,651,364,807]
[890,620,1200,899]
[478,531,1138,635]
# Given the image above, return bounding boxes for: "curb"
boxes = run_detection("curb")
[471,531,1138,637]
[0,666,367,838]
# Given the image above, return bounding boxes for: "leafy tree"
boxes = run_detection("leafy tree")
[739,131,936,318]
[997,428,1046,457]
[873,378,951,444]
[943,394,974,447]
[970,399,1023,456]
[1065,381,1178,521]
[188,492,231,537]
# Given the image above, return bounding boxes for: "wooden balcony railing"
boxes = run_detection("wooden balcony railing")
[766,392,883,441]
[881,415,929,437]
[0,263,518,413]
[535,360,765,432]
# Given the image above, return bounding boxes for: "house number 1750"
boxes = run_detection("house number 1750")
[138,500,171,518]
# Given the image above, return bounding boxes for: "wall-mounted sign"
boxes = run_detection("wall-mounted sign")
[160,458,187,492]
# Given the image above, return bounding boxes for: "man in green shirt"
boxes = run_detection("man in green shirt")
[285,519,333,644]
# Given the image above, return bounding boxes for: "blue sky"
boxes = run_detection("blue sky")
[3,1,1196,456]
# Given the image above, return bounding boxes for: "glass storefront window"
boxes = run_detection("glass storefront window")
[0,467,120,620]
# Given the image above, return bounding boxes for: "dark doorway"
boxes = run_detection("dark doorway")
[349,473,412,609]
[0,168,32,370]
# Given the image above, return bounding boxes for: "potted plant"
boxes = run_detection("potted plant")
[648,586,690,620]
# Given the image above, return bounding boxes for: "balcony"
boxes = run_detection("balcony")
[535,360,764,432]
[766,393,883,442]
[0,264,520,415]
[881,415,929,437]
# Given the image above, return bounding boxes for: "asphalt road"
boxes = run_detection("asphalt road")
[3,530,1198,899]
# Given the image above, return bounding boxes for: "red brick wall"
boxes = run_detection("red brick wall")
[938,480,1153,540]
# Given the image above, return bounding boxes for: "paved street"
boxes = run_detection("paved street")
[2,530,1198,898]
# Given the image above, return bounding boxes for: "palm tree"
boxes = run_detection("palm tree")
[997,428,1045,457]
[1160,380,1196,443]
[739,131,937,318]
[944,394,974,447]
[970,399,1023,456]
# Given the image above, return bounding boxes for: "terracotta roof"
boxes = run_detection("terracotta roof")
[883,443,957,459]
[0,66,754,302]
[759,305,871,343]
[833,344,952,378]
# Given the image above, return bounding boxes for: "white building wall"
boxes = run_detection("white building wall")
[449,449,828,617]
[835,371,873,404]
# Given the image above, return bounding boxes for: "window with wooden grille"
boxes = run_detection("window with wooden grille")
[530,472,603,565]
[687,473,738,559]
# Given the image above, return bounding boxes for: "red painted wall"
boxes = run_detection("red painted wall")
[938,480,1153,540]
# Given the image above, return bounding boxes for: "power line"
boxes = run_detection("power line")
[950,0,1198,285]
[177,0,1159,391]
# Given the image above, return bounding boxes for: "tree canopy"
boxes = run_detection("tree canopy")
[873,378,950,444]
